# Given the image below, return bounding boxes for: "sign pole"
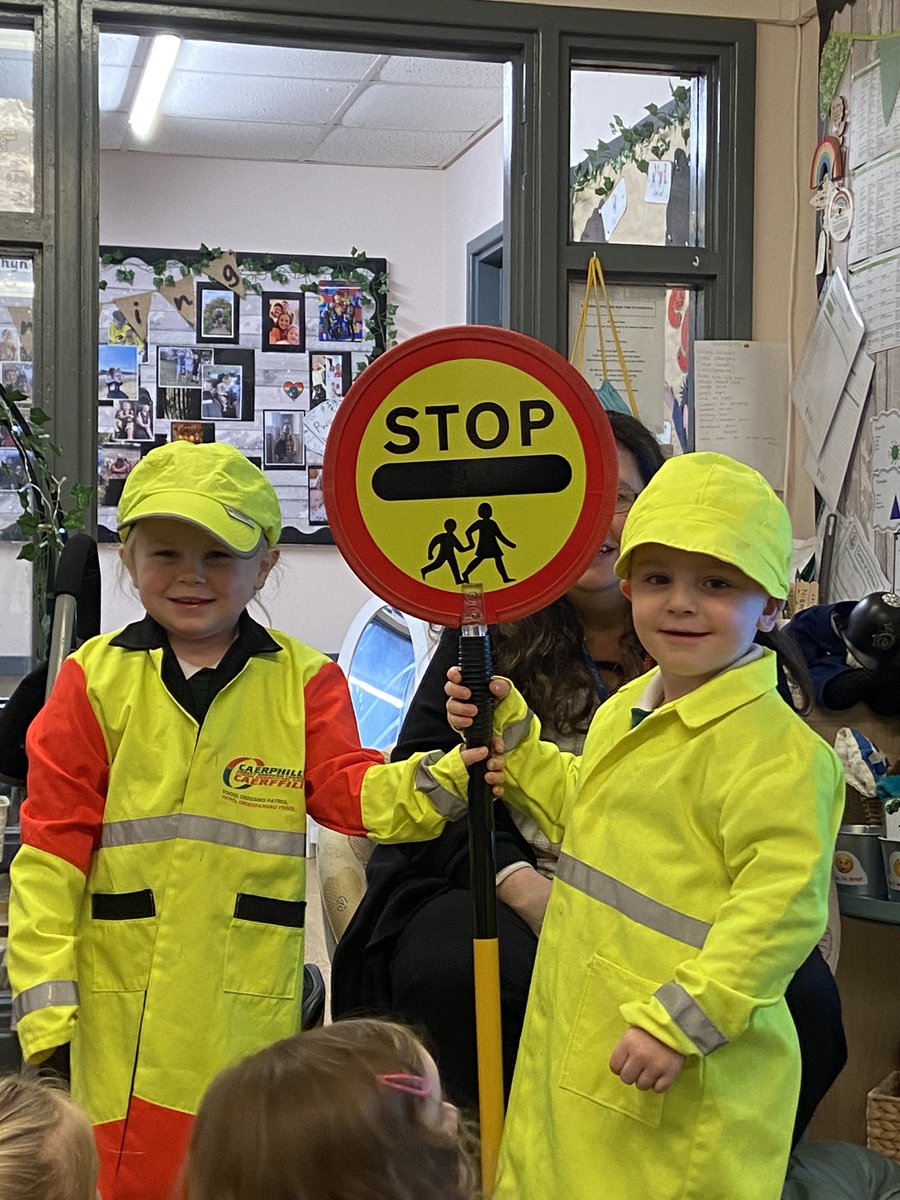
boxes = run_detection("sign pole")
[459,590,504,1195]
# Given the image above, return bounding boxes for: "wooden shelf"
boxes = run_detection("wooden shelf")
[838,891,900,925]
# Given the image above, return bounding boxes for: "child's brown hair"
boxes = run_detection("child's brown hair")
[183,1018,478,1200]
[0,1074,98,1200]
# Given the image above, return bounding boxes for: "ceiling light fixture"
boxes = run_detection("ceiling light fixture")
[128,34,181,140]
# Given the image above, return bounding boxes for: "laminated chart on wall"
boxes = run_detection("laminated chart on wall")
[816,509,890,603]
[849,250,900,354]
[792,268,864,455]
[804,349,875,511]
[848,148,900,265]
[871,409,900,531]
[849,61,900,171]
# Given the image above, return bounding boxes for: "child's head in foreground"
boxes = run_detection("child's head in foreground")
[0,1074,99,1200]
[615,451,791,702]
[182,1018,476,1200]
[116,441,282,661]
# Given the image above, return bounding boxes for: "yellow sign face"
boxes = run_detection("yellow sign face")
[356,358,587,592]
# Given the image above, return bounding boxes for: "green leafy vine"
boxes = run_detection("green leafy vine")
[571,84,692,200]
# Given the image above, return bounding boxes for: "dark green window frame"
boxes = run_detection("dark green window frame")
[0,0,754,622]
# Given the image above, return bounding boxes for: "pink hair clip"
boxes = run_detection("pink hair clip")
[376,1073,432,1098]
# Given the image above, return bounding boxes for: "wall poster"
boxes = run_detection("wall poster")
[98,246,389,545]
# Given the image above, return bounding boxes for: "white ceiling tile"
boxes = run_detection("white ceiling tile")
[174,40,378,82]
[98,65,135,112]
[99,111,128,151]
[162,72,357,124]
[127,117,327,162]
[310,126,468,169]
[378,56,504,89]
[98,33,139,69]
[342,83,501,133]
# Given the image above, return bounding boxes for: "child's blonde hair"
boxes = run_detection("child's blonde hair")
[0,1074,98,1200]
[183,1018,478,1200]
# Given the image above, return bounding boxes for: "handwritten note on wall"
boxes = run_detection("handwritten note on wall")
[694,341,789,487]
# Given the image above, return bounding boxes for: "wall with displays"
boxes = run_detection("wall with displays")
[91,131,504,653]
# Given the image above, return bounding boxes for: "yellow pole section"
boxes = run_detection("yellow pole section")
[473,936,505,1198]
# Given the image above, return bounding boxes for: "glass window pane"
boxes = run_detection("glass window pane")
[0,253,34,665]
[570,68,704,247]
[346,616,417,750]
[0,26,35,213]
[568,276,697,451]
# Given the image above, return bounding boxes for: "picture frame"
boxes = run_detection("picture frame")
[261,291,305,353]
[157,345,212,387]
[211,347,255,420]
[171,421,216,445]
[307,466,327,525]
[195,282,240,345]
[263,409,305,469]
[99,443,141,506]
[308,351,351,407]
[156,386,201,422]
[98,344,138,405]
[317,284,364,344]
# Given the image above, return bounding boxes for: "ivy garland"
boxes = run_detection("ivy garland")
[571,85,692,201]
[99,245,398,370]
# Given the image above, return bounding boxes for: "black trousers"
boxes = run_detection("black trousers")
[389,888,846,1145]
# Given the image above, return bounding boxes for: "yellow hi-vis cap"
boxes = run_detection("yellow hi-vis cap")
[615,451,792,599]
[117,440,281,557]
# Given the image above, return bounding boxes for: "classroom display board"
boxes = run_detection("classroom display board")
[97,246,388,544]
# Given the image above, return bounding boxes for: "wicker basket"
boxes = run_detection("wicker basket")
[867,1070,900,1164]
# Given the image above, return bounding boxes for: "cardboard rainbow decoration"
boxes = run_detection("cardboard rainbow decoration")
[810,135,844,189]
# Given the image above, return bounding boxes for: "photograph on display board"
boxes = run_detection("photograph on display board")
[0,326,18,362]
[156,385,201,422]
[172,421,216,445]
[98,344,138,405]
[307,466,327,525]
[116,389,154,441]
[0,447,27,491]
[308,351,350,406]
[262,292,305,352]
[99,443,140,506]
[107,308,147,360]
[14,315,32,362]
[157,345,212,387]
[211,347,255,420]
[263,410,304,469]
[1,361,32,398]
[201,364,243,420]
[195,282,240,345]
[317,284,364,343]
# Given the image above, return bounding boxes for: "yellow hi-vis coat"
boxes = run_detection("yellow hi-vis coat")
[491,650,844,1200]
[7,615,470,1200]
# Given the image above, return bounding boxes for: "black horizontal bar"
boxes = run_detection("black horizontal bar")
[371,455,573,501]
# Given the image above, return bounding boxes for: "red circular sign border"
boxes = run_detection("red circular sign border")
[323,326,617,626]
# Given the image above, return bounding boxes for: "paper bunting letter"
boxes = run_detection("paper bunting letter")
[205,250,246,298]
[117,291,153,344]
[158,276,196,327]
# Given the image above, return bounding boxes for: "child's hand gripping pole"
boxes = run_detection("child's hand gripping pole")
[458,586,504,1198]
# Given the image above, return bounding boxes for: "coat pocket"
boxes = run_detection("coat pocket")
[223,893,305,999]
[559,953,666,1129]
[89,889,157,993]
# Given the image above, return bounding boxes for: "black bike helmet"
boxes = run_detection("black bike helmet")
[832,591,900,670]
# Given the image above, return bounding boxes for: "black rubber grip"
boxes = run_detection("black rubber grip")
[459,635,494,748]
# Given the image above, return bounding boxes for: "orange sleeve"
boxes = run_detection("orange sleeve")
[22,658,109,876]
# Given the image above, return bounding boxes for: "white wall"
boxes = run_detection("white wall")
[442,123,505,325]
[91,140,504,654]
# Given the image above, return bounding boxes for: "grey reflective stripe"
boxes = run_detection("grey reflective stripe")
[655,981,727,1054]
[416,752,467,821]
[102,814,307,857]
[12,979,79,1023]
[502,711,533,753]
[556,852,711,949]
